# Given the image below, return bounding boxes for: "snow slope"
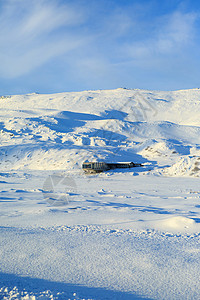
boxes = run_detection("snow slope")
[0,88,200,299]
[0,88,200,175]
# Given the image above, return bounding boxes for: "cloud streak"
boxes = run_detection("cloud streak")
[0,0,87,77]
[121,10,198,62]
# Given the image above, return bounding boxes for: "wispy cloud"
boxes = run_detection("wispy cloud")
[0,0,87,78]
[124,10,198,60]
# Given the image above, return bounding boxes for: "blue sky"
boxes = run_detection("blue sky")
[0,0,200,94]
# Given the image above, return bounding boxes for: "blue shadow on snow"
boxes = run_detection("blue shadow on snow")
[0,272,152,300]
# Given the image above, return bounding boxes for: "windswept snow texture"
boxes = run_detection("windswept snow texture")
[0,88,200,299]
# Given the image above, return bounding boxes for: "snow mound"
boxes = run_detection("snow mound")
[163,156,200,177]
[157,216,198,233]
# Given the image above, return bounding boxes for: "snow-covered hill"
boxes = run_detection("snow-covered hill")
[0,88,200,176]
[1,88,200,300]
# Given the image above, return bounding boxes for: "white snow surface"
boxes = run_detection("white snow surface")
[0,88,200,299]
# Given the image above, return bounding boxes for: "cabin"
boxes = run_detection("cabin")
[82,161,142,173]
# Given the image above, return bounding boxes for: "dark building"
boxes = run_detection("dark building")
[82,162,142,173]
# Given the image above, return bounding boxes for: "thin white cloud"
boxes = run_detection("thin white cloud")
[0,0,87,78]
[157,11,197,52]
[124,10,198,60]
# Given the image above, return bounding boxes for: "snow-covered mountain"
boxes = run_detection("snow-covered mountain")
[0,88,200,176]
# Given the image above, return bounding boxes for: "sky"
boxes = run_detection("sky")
[0,0,200,95]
